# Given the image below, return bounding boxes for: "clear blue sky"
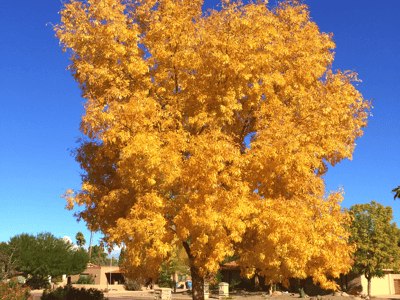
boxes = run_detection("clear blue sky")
[1,0,399,257]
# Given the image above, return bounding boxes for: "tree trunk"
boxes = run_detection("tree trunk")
[367,275,371,297]
[88,230,94,260]
[191,264,204,300]
[173,272,177,293]
[255,274,260,291]
[98,249,101,266]
[182,241,204,300]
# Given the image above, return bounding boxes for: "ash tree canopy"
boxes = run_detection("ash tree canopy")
[56,0,371,298]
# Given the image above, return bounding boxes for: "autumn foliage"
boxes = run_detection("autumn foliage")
[56,0,371,298]
[0,279,32,300]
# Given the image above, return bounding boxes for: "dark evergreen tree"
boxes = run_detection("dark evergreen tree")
[347,201,400,296]
[9,232,88,288]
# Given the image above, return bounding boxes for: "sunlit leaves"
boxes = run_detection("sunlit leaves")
[57,0,371,291]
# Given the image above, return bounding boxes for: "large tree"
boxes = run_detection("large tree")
[56,0,371,299]
[9,233,88,288]
[347,201,400,297]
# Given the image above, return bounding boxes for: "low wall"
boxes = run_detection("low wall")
[71,283,126,291]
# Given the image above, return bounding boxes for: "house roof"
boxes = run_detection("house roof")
[109,269,124,274]
[220,258,356,271]
[220,260,240,270]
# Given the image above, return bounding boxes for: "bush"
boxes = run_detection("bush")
[51,275,63,284]
[0,278,32,300]
[157,273,174,288]
[123,276,142,291]
[229,279,241,291]
[41,285,107,300]
[26,276,50,290]
[209,273,223,290]
[16,275,26,284]
[299,287,306,298]
[73,274,95,285]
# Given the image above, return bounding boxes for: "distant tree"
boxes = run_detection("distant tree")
[392,185,400,200]
[9,232,88,288]
[106,256,119,267]
[75,231,86,248]
[0,241,20,281]
[347,201,400,297]
[88,245,107,266]
[157,247,190,292]
[86,244,118,266]
[118,245,126,268]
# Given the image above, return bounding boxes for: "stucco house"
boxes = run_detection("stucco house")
[68,263,125,286]
[219,261,400,296]
[357,270,400,295]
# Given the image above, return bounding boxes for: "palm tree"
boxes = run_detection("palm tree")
[88,215,96,260]
[393,184,400,200]
[75,231,86,247]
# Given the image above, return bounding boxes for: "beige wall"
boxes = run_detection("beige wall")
[69,266,121,286]
[69,284,126,291]
[360,273,391,295]
[99,266,120,285]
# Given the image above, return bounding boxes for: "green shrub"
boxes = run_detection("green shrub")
[157,273,174,288]
[0,278,32,300]
[26,276,50,290]
[8,279,18,289]
[41,285,107,300]
[209,273,223,290]
[123,276,142,291]
[299,287,306,298]
[73,274,95,285]
[51,275,63,283]
[229,279,241,291]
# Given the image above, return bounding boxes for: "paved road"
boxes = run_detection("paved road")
[30,289,400,300]
[30,289,194,300]
[32,295,151,300]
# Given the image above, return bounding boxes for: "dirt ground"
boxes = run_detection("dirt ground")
[234,293,390,300]
[210,292,392,300]
[30,289,396,300]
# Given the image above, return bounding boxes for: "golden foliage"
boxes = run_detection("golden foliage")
[57,0,370,290]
